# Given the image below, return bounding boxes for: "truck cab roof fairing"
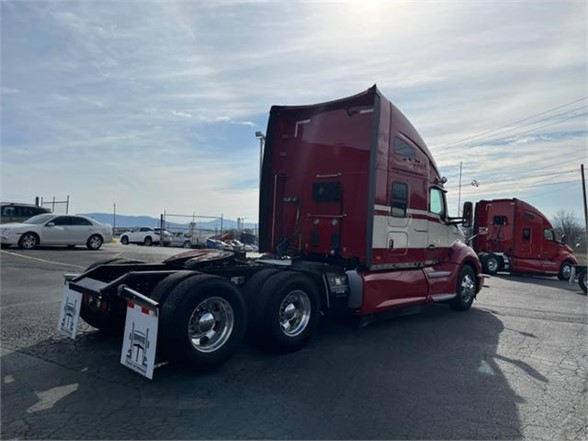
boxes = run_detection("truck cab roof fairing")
[259,86,378,255]
[258,85,440,259]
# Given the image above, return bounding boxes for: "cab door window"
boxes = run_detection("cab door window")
[429,187,446,220]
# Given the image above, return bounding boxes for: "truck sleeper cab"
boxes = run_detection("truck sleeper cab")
[472,198,577,279]
[64,86,485,374]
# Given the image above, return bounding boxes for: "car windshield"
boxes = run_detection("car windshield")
[24,214,55,224]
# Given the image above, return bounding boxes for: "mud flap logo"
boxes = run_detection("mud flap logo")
[57,285,82,339]
[120,302,158,379]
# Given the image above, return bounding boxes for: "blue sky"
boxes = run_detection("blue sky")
[1,1,587,225]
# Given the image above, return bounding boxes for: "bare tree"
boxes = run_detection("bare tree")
[551,209,584,246]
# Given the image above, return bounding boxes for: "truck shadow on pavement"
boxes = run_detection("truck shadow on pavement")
[1,305,523,440]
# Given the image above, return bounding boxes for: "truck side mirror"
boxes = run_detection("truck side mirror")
[462,202,473,228]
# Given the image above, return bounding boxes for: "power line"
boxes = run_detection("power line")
[523,181,579,200]
[438,105,587,152]
[435,96,588,151]
[436,109,587,153]
[456,169,576,188]
[460,180,577,197]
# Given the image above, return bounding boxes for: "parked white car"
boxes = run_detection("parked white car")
[0,214,112,250]
[120,227,171,246]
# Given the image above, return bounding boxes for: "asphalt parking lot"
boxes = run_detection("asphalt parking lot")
[1,243,586,440]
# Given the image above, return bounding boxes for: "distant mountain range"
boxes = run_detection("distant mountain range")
[81,212,257,232]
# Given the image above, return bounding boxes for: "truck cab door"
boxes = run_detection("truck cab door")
[540,228,560,274]
[425,187,466,297]
[426,187,450,263]
[386,180,425,261]
[514,225,544,273]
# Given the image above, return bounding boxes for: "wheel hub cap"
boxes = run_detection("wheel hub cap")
[283,303,296,320]
[197,312,215,333]
[188,297,234,353]
[278,290,311,337]
[461,275,475,302]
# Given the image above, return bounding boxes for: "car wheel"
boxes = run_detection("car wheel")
[18,232,39,249]
[144,236,153,246]
[121,236,129,245]
[578,268,587,294]
[79,258,145,334]
[557,261,573,281]
[450,265,477,311]
[249,271,320,353]
[86,234,103,250]
[159,274,247,370]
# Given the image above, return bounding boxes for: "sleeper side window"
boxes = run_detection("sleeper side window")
[522,228,531,241]
[394,137,416,158]
[391,182,408,217]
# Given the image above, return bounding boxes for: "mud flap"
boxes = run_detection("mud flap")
[57,276,82,339]
[119,286,159,380]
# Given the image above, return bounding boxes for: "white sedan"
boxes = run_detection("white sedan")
[0,214,113,250]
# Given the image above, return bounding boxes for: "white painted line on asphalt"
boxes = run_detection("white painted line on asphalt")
[0,250,86,269]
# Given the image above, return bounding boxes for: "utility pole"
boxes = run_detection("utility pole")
[582,164,587,236]
[457,161,463,216]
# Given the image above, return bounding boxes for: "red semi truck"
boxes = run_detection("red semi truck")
[60,86,485,375]
[471,198,578,279]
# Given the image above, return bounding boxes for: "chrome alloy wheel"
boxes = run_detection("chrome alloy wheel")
[279,290,311,337]
[188,297,234,353]
[561,263,572,280]
[460,273,476,303]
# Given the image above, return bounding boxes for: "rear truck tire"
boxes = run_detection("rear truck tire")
[79,258,145,334]
[148,270,200,360]
[248,271,321,353]
[121,236,129,245]
[149,270,197,305]
[557,261,573,281]
[242,268,281,339]
[86,234,103,250]
[450,265,476,311]
[578,268,587,294]
[19,232,39,249]
[481,253,499,275]
[144,236,153,246]
[159,274,247,370]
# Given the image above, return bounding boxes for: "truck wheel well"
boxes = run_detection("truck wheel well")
[293,270,328,313]
[462,260,480,291]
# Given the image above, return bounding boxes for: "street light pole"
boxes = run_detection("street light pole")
[255,131,265,186]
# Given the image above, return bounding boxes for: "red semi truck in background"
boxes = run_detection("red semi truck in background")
[60,86,485,375]
[471,198,578,279]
